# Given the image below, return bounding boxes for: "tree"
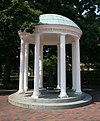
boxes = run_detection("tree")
[0,0,100,85]
[0,0,41,84]
[30,0,100,70]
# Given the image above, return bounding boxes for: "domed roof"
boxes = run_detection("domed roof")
[39,14,79,29]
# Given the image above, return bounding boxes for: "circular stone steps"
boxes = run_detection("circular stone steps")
[8,89,92,110]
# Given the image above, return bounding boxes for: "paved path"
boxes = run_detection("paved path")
[0,88,100,121]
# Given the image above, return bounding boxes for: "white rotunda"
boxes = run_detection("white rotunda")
[8,14,92,109]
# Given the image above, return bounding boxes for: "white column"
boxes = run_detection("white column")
[57,45,61,89]
[31,33,40,98]
[59,34,68,98]
[75,38,82,94]
[24,43,29,92]
[39,45,43,88]
[18,39,25,94]
[72,42,76,91]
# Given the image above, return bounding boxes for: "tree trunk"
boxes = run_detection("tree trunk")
[3,49,12,84]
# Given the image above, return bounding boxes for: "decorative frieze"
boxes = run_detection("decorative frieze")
[35,25,82,38]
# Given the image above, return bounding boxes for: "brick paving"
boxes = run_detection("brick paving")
[0,88,100,121]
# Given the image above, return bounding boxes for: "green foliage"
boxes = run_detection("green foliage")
[0,0,41,82]
[0,0,41,52]
[43,55,57,74]
[43,46,57,74]
[30,0,100,71]
[0,0,100,83]
[0,0,41,34]
[79,14,100,69]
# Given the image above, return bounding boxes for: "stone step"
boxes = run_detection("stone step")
[8,91,92,110]
[8,90,86,104]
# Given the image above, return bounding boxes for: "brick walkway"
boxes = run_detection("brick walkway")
[0,88,100,121]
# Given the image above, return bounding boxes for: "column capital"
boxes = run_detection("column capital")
[60,33,66,36]
[34,32,41,36]
[74,36,80,41]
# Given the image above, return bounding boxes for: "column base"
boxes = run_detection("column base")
[71,88,76,92]
[39,86,43,89]
[75,91,82,95]
[24,87,28,92]
[31,92,40,99]
[31,95,39,99]
[17,90,24,94]
[56,85,61,89]
[59,92,68,98]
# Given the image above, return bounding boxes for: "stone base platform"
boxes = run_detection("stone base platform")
[8,89,92,110]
